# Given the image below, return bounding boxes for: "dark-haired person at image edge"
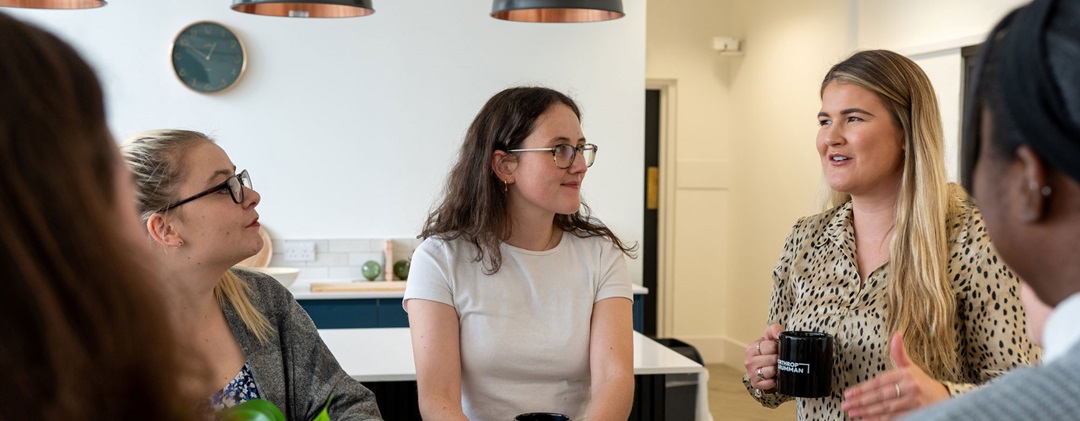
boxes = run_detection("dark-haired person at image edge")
[910,0,1080,418]
[742,49,1040,420]
[0,12,196,420]
[121,130,382,420]
[404,87,637,421]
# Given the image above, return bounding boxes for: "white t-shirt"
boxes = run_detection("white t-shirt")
[403,233,633,421]
[1043,292,1080,363]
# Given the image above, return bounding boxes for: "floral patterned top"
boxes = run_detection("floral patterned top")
[209,360,261,410]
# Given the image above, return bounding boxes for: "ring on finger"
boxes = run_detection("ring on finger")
[894,382,901,399]
[757,367,765,380]
[756,341,762,355]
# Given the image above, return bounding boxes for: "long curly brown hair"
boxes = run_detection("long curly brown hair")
[421,86,636,274]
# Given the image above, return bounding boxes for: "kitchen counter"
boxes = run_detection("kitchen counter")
[319,328,711,420]
[320,327,699,381]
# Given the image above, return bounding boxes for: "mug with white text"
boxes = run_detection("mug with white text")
[776,330,834,398]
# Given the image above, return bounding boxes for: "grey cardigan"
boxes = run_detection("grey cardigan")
[224,269,382,420]
[907,340,1080,420]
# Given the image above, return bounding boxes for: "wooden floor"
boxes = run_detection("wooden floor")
[706,364,796,420]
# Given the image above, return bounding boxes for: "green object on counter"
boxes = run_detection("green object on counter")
[361,260,381,281]
[393,259,411,280]
[312,395,333,421]
[217,399,286,421]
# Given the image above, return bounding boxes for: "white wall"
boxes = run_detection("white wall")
[6,0,646,283]
[646,0,851,363]
[645,0,735,363]
[721,0,851,365]
[856,0,1029,181]
[856,0,1027,52]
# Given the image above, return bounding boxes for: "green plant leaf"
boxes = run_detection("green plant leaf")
[312,395,333,421]
[217,399,286,421]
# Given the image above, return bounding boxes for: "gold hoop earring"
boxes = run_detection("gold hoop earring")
[504,179,509,193]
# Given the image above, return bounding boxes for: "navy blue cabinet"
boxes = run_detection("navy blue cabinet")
[297,298,406,328]
[377,298,410,327]
[633,295,644,333]
[299,294,645,331]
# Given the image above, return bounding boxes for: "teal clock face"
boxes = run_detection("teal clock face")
[171,22,246,93]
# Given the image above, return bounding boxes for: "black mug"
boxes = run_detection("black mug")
[776,330,834,398]
[515,413,570,421]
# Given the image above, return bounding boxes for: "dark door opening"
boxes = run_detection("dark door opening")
[643,89,661,337]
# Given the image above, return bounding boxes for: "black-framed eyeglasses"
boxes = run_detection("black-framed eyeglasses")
[508,143,597,169]
[158,169,251,213]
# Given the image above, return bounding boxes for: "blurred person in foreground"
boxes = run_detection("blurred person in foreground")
[0,11,194,420]
[911,0,1080,418]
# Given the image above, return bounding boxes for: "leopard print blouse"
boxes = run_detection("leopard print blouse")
[743,195,1040,420]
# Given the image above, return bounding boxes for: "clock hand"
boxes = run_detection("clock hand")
[184,44,207,60]
[205,42,217,60]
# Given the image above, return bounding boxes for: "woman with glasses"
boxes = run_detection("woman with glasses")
[405,86,637,421]
[121,130,382,420]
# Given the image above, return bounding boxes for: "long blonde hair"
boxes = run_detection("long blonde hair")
[121,129,273,343]
[820,50,961,381]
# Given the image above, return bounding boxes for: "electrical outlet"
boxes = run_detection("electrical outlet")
[284,241,316,261]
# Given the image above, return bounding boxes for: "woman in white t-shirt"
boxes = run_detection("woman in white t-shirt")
[404,86,637,421]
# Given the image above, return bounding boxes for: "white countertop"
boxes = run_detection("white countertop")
[319,327,699,382]
[292,279,648,300]
[318,328,712,421]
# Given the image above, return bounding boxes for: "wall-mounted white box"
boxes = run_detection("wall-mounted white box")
[284,241,316,261]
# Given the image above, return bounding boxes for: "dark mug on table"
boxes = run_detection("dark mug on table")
[776,330,834,398]
[515,413,570,421]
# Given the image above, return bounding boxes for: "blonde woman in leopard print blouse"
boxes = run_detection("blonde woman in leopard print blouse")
[742,50,1040,420]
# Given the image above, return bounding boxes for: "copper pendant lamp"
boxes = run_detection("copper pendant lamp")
[491,0,623,22]
[231,0,373,18]
[0,0,104,9]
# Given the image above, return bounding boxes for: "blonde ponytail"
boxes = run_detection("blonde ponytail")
[215,270,274,343]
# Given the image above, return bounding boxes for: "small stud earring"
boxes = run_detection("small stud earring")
[1041,185,1052,197]
[178,240,185,247]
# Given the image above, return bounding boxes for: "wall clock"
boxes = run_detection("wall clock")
[171,21,247,94]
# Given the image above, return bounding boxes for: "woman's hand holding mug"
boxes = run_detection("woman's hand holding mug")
[745,324,783,392]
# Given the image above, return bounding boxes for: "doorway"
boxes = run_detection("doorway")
[644,80,677,337]
[643,89,660,337]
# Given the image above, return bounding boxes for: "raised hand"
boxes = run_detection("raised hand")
[841,332,949,420]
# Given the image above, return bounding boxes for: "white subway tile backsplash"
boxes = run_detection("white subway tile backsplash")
[348,252,385,267]
[271,240,286,257]
[297,267,329,280]
[310,252,349,266]
[328,239,373,253]
[264,238,414,280]
[328,266,366,280]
